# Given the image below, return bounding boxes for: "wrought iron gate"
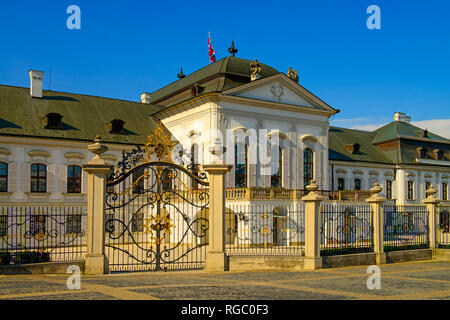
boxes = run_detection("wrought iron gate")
[105,124,209,272]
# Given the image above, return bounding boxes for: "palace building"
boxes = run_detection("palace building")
[0,55,449,207]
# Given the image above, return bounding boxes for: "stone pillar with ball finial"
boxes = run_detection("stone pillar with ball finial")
[301,179,326,270]
[366,182,387,265]
[423,184,440,251]
[82,135,112,275]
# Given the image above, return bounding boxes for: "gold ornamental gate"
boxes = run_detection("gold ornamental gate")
[104,125,209,272]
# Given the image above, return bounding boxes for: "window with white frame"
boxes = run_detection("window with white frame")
[407,181,414,200]
[0,162,7,192]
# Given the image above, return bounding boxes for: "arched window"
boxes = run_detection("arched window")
[303,148,314,189]
[191,143,199,189]
[271,147,282,188]
[0,162,7,192]
[234,143,248,188]
[31,163,47,193]
[67,165,82,193]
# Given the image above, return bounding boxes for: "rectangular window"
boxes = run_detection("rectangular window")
[338,178,345,191]
[439,211,449,233]
[31,164,47,193]
[354,179,361,191]
[67,165,82,193]
[0,162,7,192]
[131,213,144,232]
[443,183,448,201]
[407,181,414,200]
[386,180,392,199]
[65,215,82,234]
[30,215,46,235]
[132,168,145,194]
[0,215,7,236]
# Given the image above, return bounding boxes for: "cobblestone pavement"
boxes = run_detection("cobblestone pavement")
[0,260,449,300]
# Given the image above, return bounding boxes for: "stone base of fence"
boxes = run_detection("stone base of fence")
[227,256,322,272]
[226,249,444,271]
[385,249,432,263]
[85,254,109,275]
[0,260,84,275]
[435,248,450,261]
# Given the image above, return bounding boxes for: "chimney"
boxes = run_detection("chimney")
[140,92,151,104]
[29,70,44,98]
[394,112,411,123]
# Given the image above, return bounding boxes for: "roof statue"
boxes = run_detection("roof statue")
[288,67,299,83]
[250,59,262,81]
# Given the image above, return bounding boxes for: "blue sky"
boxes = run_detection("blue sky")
[1,1,449,136]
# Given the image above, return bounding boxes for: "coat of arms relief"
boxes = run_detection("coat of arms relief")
[270,83,284,100]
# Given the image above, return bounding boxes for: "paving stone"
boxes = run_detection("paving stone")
[0,280,66,296]
[130,285,351,300]
[3,291,118,300]
[0,261,448,300]
[295,274,450,297]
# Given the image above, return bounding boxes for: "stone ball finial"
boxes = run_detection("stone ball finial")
[306,179,319,192]
[88,134,108,158]
[426,184,437,197]
[370,182,382,195]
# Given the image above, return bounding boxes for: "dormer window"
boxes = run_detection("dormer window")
[107,119,125,134]
[418,147,427,159]
[44,113,63,130]
[352,143,361,155]
[190,84,204,97]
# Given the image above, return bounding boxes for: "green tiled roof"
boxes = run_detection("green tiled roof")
[329,127,394,164]
[0,85,160,145]
[330,122,450,165]
[149,56,280,107]
[373,121,449,144]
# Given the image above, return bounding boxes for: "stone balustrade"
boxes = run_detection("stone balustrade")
[225,187,373,201]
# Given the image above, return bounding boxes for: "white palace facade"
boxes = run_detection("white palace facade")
[0,56,449,208]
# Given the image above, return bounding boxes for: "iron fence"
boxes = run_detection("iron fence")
[0,205,87,265]
[438,204,450,248]
[225,203,305,256]
[320,201,373,256]
[383,205,428,251]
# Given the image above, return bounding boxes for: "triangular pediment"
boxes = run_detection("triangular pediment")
[222,74,336,113]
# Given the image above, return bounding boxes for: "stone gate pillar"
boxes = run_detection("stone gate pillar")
[203,163,232,272]
[366,182,387,265]
[301,180,326,270]
[82,136,112,275]
[423,184,440,252]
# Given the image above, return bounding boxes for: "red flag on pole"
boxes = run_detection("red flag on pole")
[208,33,216,63]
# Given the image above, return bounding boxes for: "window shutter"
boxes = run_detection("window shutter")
[314,149,321,189]
[22,163,30,193]
[47,164,57,193]
[59,164,67,194]
[7,162,17,193]
[81,170,88,194]
[282,147,290,189]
